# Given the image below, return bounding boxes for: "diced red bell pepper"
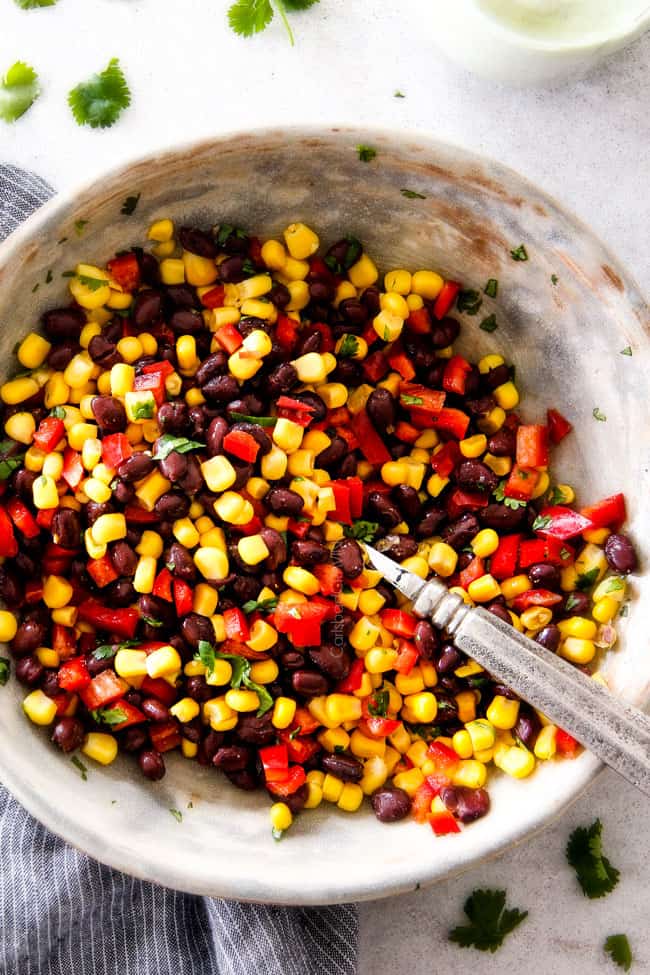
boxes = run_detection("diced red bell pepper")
[5,497,40,538]
[427,740,460,771]
[580,493,627,530]
[547,408,572,445]
[260,744,289,784]
[516,424,549,469]
[511,589,564,611]
[394,421,420,444]
[432,281,461,320]
[394,639,419,675]
[429,809,461,836]
[387,341,416,381]
[518,537,573,568]
[289,706,321,737]
[380,609,417,639]
[412,781,436,823]
[275,313,299,352]
[52,624,77,660]
[399,382,446,417]
[274,603,330,648]
[133,371,167,406]
[107,252,140,292]
[324,406,351,429]
[33,416,65,453]
[336,425,360,452]
[504,464,539,501]
[214,322,243,354]
[406,306,432,334]
[248,236,263,264]
[142,359,175,379]
[426,772,452,797]
[124,504,160,525]
[50,692,74,717]
[235,515,264,537]
[62,447,84,490]
[87,554,119,588]
[346,476,363,519]
[336,658,365,693]
[140,676,178,707]
[556,728,579,756]
[359,715,402,740]
[80,670,129,710]
[442,355,472,396]
[313,562,343,597]
[361,350,389,383]
[25,580,43,604]
[200,284,226,309]
[77,599,139,638]
[101,433,133,470]
[108,698,146,731]
[173,579,194,617]
[430,441,460,478]
[535,506,594,540]
[223,429,260,463]
[0,506,18,557]
[350,409,392,466]
[223,607,250,642]
[459,556,485,590]
[266,766,307,797]
[57,656,91,692]
[287,518,312,539]
[149,719,182,753]
[36,508,57,529]
[279,731,321,765]
[447,489,489,520]
[432,407,470,440]
[328,481,352,525]
[490,534,521,579]
[152,567,174,602]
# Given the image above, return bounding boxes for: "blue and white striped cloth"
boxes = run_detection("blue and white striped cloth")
[0,164,358,975]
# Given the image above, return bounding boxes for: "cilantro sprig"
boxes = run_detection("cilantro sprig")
[566,819,620,899]
[0,61,40,123]
[449,889,528,953]
[195,641,272,716]
[228,0,319,44]
[604,934,632,971]
[344,520,379,543]
[14,0,57,7]
[356,144,377,162]
[242,596,279,614]
[0,658,10,686]
[90,706,128,726]
[493,480,526,510]
[0,440,25,481]
[153,435,205,461]
[68,58,131,129]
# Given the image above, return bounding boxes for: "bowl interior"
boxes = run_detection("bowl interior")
[0,128,648,904]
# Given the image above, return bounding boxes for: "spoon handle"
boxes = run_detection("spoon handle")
[410,582,650,795]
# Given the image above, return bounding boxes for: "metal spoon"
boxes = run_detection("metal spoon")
[363,543,650,795]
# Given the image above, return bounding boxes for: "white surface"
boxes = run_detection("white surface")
[2,0,650,970]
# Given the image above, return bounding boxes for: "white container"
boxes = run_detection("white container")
[434,0,650,85]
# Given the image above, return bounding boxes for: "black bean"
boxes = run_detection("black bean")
[158,450,187,483]
[113,479,135,505]
[48,340,82,370]
[213,745,251,772]
[487,603,512,625]
[377,535,419,562]
[86,651,113,677]
[316,435,347,470]
[392,485,422,522]
[371,786,411,823]
[51,508,81,548]
[218,255,246,283]
[132,290,163,329]
[536,624,561,652]
[165,284,199,309]
[195,351,228,387]
[268,282,291,309]
[154,492,190,519]
[42,306,86,340]
[91,395,127,435]
[560,591,590,617]
[141,697,171,723]
[484,364,511,390]
[413,620,440,660]
[179,226,217,258]
[157,402,189,435]
[442,513,481,549]
[235,714,275,746]
[291,670,329,696]
[121,727,148,752]
[197,730,225,765]
[282,783,309,814]
[308,644,351,681]
[604,533,638,574]
[368,492,402,530]
[480,504,526,531]
[431,316,460,349]
[14,655,43,686]
[514,708,541,749]
[414,505,447,539]
[86,501,115,526]
[202,374,239,403]
[51,717,85,753]
[138,594,175,629]
[110,541,138,577]
[440,785,490,823]
[456,460,499,494]
[321,754,363,782]
[266,361,298,397]
[117,453,155,482]
[259,528,286,570]
[180,613,215,649]
[185,675,215,703]
[366,388,395,429]
[333,538,363,578]
[228,768,260,791]
[170,309,204,334]
[11,468,37,503]
[105,579,137,608]
[437,643,463,673]
[281,651,305,671]
[165,542,194,582]
[10,620,46,657]
[528,563,561,590]
[291,539,328,567]
[339,297,367,324]
[487,429,516,457]
[230,421,272,455]
[265,487,304,517]
[138,749,166,781]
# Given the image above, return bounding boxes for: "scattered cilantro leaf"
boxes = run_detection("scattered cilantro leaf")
[368,689,389,717]
[288,726,301,740]
[564,593,581,612]
[68,58,131,129]
[90,706,127,726]
[401,188,426,200]
[283,0,319,8]
[70,272,107,292]
[593,407,607,422]
[479,314,498,333]
[71,756,88,780]
[620,346,632,357]
[337,334,359,358]
[551,274,559,285]
[619,603,629,618]
[532,515,552,531]
[194,641,272,715]
[324,235,362,274]
[272,827,284,841]
[407,723,442,741]
[14,0,57,7]
[605,577,624,593]
[394,90,405,98]
[169,808,183,823]
[196,640,216,674]
[576,568,600,591]
[401,394,423,406]
[121,193,140,216]
[75,219,88,236]
[0,440,25,481]
[493,480,526,509]
[449,889,528,952]
[560,547,571,561]
[510,244,528,262]
[566,819,620,899]
[344,520,379,543]
[547,485,567,506]
[229,412,276,426]
[49,406,66,419]
[0,61,40,123]
[0,658,10,686]
[153,434,205,461]
[31,283,39,293]
[215,224,248,247]
[45,269,53,284]
[246,678,273,717]
[356,144,377,162]
[484,278,498,298]
[242,596,279,614]
[457,289,482,316]
[142,615,163,627]
[604,934,632,972]
[228,0,275,37]
[132,400,155,420]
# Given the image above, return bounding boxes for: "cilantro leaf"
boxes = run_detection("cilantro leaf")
[283,0,319,7]
[394,90,405,98]
[153,434,205,461]
[228,0,274,36]
[368,689,389,717]
[169,808,183,823]
[547,485,567,506]
[0,452,24,480]
[449,889,528,952]
[71,756,88,780]
[228,412,276,427]
[194,640,273,716]
[593,407,607,422]
[605,577,624,593]
[90,706,127,726]
[121,193,140,216]
[132,400,155,420]
[457,289,482,316]
[510,244,528,262]
[0,657,10,686]
[620,346,632,357]
[401,394,423,406]
[142,615,163,627]
[401,188,426,200]
[604,935,632,972]
[566,819,620,899]
[356,144,377,163]
[75,219,88,236]
[576,567,600,591]
[344,520,379,543]
[337,334,359,358]
[0,61,40,123]
[551,273,559,285]
[68,58,131,129]
[195,640,216,674]
[564,593,581,612]
[246,678,273,717]
[532,515,552,531]
[493,480,526,510]
[484,278,498,298]
[479,314,498,333]
[242,596,279,614]
[14,0,57,6]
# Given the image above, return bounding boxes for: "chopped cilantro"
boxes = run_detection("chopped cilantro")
[194,640,273,716]
[604,934,632,972]
[394,90,405,98]
[547,485,567,506]
[242,596,279,614]
[620,346,632,357]
[551,273,559,285]
[0,61,40,123]
[356,144,377,162]
[605,577,624,593]
[75,219,88,236]
[400,188,426,200]
[576,568,600,591]
[49,406,66,419]
[532,515,552,531]
[153,434,205,460]
[457,289,482,316]
[90,706,127,726]
[0,440,25,481]
[479,314,498,333]
[560,547,571,561]
[619,603,629,617]
[484,278,498,298]
[229,412,276,426]
[121,193,141,216]
[169,808,183,823]
[142,615,163,627]
[45,269,53,284]
[510,244,528,262]
[132,400,155,421]
[401,394,423,406]
[566,819,619,899]
[71,756,88,780]
[68,57,131,129]
[564,593,581,612]
[593,407,607,422]
[344,520,379,543]
[14,0,57,6]
[0,657,10,686]
[288,726,301,740]
[449,889,528,952]
[337,334,359,358]
[368,689,389,717]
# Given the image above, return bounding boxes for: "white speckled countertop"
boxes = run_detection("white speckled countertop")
[3,1,650,970]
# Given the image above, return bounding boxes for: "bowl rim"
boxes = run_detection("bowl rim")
[0,124,647,904]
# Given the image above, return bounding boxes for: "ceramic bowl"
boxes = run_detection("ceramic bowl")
[0,128,647,904]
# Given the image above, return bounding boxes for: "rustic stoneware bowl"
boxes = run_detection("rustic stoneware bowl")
[0,128,648,904]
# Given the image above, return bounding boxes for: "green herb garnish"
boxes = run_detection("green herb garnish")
[605,577,624,593]
[68,57,131,129]
[14,0,57,7]
[71,756,88,780]
[132,400,155,421]
[169,808,183,823]
[493,480,526,510]
[194,641,273,716]
[45,269,53,284]
[401,188,426,200]
[242,596,279,614]
[449,889,528,952]
[0,658,10,686]
[368,689,389,718]
[457,290,483,316]
[567,819,619,899]
[484,278,498,298]
[510,244,528,262]
[564,593,581,612]
[0,440,25,481]
[356,144,377,162]
[121,193,140,216]
[153,434,205,460]
[0,61,40,123]
[532,515,552,531]
[604,934,632,972]
[576,568,600,591]
[401,394,423,406]
[288,726,301,740]
[394,90,405,98]
[142,616,163,627]
[593,407,607,422]
[49,406,66,419]
[344,520,379,543]
[75,219,88,236]
[90,706,128,726]
[228,0,319,44]
[547,485,567,506]
[337,334,359,358]
[620,346,632,357]
[228,412,276,427]
[479,314,498,333]
[551,273,558,285]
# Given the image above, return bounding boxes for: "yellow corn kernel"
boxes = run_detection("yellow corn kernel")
[135,333,157,358]
[457,435,486,461]
[191,583,218,619]
[181,737,198,759]
[0,610,18,643]
[483,453,512,477]
[531,472,550,499]
[4,411,35,445]
[410,270,444,299]
[43,373,70,410]
[318,727,351,753]
[223,688,259,713]
[455,661,484,679]
[388,724,411,755]
[248,660,278,688]
[165,696,199,724]
[583,527,610,545]
[493,381,519,410]
[282,222,318,260]
[531,724,556,761]
[260,445,287,481]
[495,744,536,779]
[478,407,506,435]
[315,380,347,410]
[61,353,93,391]
[245,619,278,654]
[170,517,199,550]
[145,645,181,680]
[114,648,148,680]
[204,697,237,732]
[202,658,232,687]
[131,555,156,594]
[78,322,102,349]
[91,513,127,546]
[358,589,386,616]
[380,461,409,487]
[270,697,296,731]
[84,528,106,560]
[182,251,217,287]
[337,782,363,813]
[269,802,293,836]
[350,729,386,759]
[23,689,57,726]
[302,780,322,809]
[69,265,111,309]
[478,354,504,374]
[558,616,598,640]
[285,280,310,311]
[19,334,52,376]
[560,565,579,592]
[428,542,458,578]
[501,574,531,600]
[373,310,404,343]
[234,534,268,567]
[364,647,398,674]
[133,531,162,560]
[404,691,437,723]
[392,767,425,796]
[395,669,425,696]
[592,596,619,623]
[1,376,40,406]
[406,293,423,311]
[347,253,378,289]
[81,732,118,765]
[236,274,273,302]
[261,238,286,270]
[269,419,302,456]
[427,473,450,498]
[32,474,58,510]
[292,352,330,386]
[286,450,315,479]
[520,606,553,631]
[148,218,174,242]
[135,470,171,512]
[282,566,319,596]
[380,291,410,319]
[560,637,596,665]
[41,451,63,479]
[159,258,185,285]
[456,690,477,723]
[359,755,389,796]
[322,773,345,803]
[353,673,374,699]
[199,456,236,495]
[33,646,59,670]
[486,695,520,730]
[468,574,502,603]
[471,529,500,559]
[325,694,362,725]
[348,617,380,652]
[192,542,229,580]
[42,575,73,610]
[70,420,100,453]
[110,362,135,397]
[452,759,486,789]
[124,390,156,424]
[574,543,608,586]
[383,268,412,294]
